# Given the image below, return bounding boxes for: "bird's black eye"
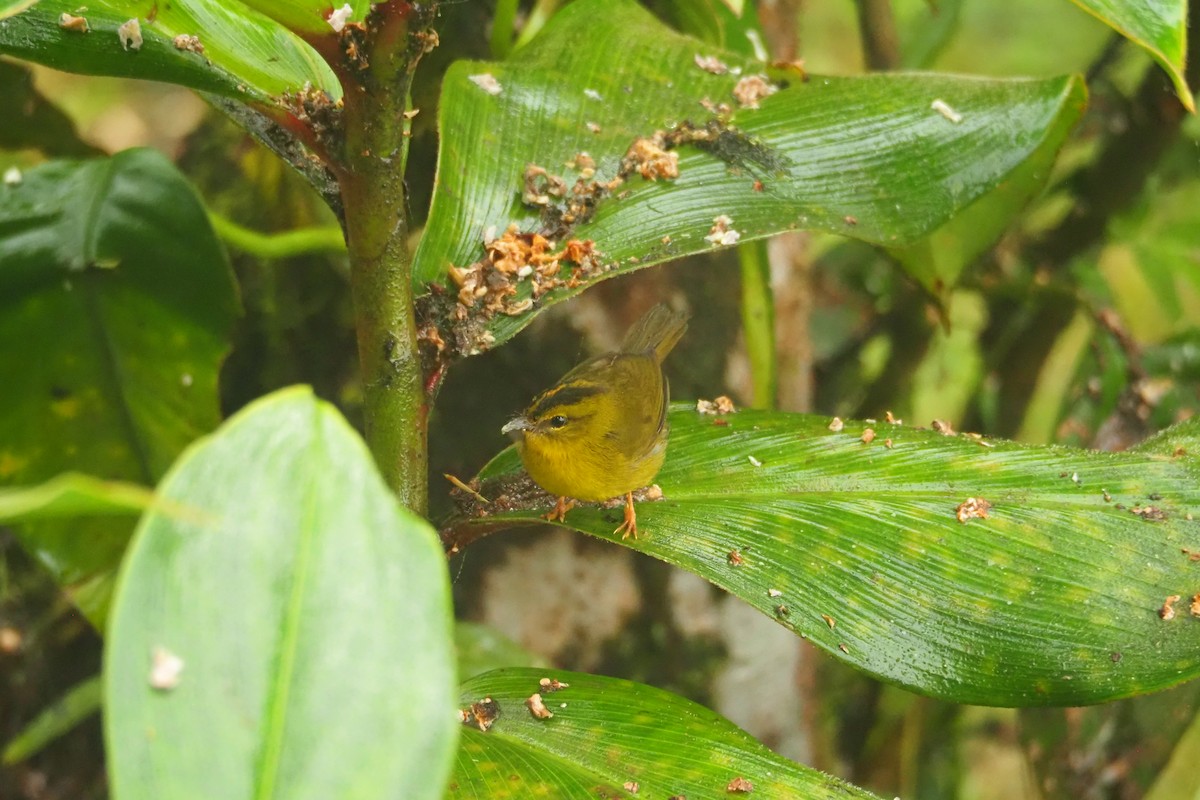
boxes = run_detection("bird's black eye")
[548,415,568,429]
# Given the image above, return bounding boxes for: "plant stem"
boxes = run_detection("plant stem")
[208,212,346,260]
[854,0,901,70]
[738,240,777,410]
[334,6,434,516]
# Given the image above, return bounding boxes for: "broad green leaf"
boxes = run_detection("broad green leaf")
[2,676,101,765]
[650,0,766,57]
[452,668,879,799]
[1069,0,1193,112]
[105,387,458,800]
[0,0,338,104]
[0,148,237,626]
[458,408,1200,707]
[1146,706,1200,800]
[413,0,1085,354]
[0,473,153,522]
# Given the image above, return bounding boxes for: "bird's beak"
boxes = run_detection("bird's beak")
[501,416,532,439]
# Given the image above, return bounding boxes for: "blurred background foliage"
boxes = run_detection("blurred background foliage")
[2,0,1198,798]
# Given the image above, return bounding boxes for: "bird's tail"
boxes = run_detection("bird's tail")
[620,303,689,363]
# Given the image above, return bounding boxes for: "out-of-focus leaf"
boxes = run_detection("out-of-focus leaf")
[452,668,879,799]
[1069,0,1193,112]
[2,676,101,765]
[0,60,101,156]
[1146,706,1200,800]
[455,621,545,681]
[0,0,37,20]
[460,408,1200,707]
[0,148,237,626]
[414,0,1085,353]
[0,473,153,522]
[651,0,766,57]
[1015,308,1095,444]
[106,388,458,800]
[901,0,964,68]
[0,0,338,104]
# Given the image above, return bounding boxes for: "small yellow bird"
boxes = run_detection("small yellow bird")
[501,303,689,539]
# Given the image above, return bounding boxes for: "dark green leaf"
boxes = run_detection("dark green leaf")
[105,387,458,800]
[0,60,102,156]
[452,668,879,799]
[2,676,101,765]
[413,0,1085,353]
[0,0,338,103]
[461,409,1200,706]
[0,148,237,626]
[1069,0,1193,112]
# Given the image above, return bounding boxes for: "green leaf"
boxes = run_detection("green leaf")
[413,0,1085,354]
[0,0,338,103]
[1069,0,1193,112]
[105,387,458,800]
[455,621,546,682]
[0,473,153,522]
[2,676,101,765]
[460,409,1200,707]
[0,148,238,626]
[0,0,37,20]
[237,0,369,36]
[452,668,879,799]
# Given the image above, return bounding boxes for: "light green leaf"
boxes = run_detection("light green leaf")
[455,622,546,682]
[457,409,1200,707]
[237,0,370,36]
[0,473,153,522]
[452,668,878,799]
[0,148,238,626]
[1069,0,1193,112]
[0,0,36,20]
[0,0,338,103]
[105,387,458,800]
[413,0,1085,354]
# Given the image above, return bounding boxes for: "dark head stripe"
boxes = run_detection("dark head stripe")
[529,381,606,418]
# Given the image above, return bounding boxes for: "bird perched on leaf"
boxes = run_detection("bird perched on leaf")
[501,303,688,539]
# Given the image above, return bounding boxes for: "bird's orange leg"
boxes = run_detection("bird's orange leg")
[543,496,576,523]
[613,492,638,540]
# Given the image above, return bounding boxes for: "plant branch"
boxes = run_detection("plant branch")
[208,212,346,260]
[332,3,439,515]
[854,0,901,71]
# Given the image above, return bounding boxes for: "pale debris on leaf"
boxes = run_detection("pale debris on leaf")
[1160,594,1181,621]
[525,692,553,719]
[3,166,22,186]
[861,428,876,444]
[828,417,844,432]
[694,53,729,74]
[584,88,603,101]
[955,497,992,523]
[747,455,762,467]
[172,34,204,54]
[326,3,353,32]
[624,781,640,794]
[733,74,778,108]
[821,614,836,629]
[468,73,503,96]
[1190,594,1200,618]
[462,697,501,731]
[767,588,782,598]
[931,419,956,435]
[149,646,184,690]
[117,18,142,51]
[727,776,754,793]
[931,99,963,124]
[705,214,740,246]
[539,676,570,692]
[58,12,89,32]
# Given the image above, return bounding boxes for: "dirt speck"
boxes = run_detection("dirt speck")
[539,677,570,693]
[172,34,204,54]
[956,497,992,523]
[931,419,956,436]
[821,614,836,629]
[733,74,778,108]
[727,776,754,793]
[624,781,640,794]
[117,18,142,51]
[694,53,730,74]
[1160,595,1181,621]
[706,214,741,247]
[468,73,503,95]
[727,549,744,566]
[931,98,963,123]
[58,13,89,32]
[526,692,553,719]
[1130,505,1167,522]
[149,646,184,690]
[828,417,844,432]
[767,588,782,598]
[861,428,876,444]
[463,697,501,731]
